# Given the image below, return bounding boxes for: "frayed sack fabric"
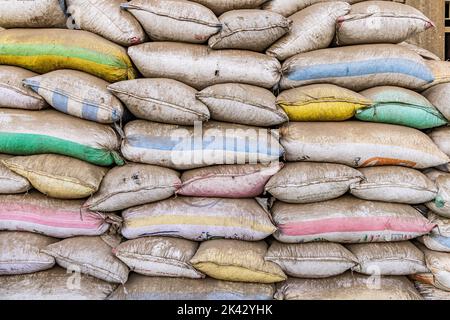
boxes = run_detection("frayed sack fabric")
[265,241,358,278]
[178,163,282,198]
[0,29,136,82]
[0,66,47,110]
[108,78,210,125]
[108,274,275,300]
[66,0,146,46]
[280,44,434,91]
[0,231,57,275]
[190,239,287,283]
[0,192,112,238]
[113,237,203,279]
[350,166,437,204]
[85,164,181,212]
[280,121,449,169]
[196,83,288,127]
[2,154,107,199]
[0,154,31,194]
[121,197,276,241]
[265,162,363,204]
[128,42,281,90]
[0,109,123,166]
[272,196,435,243]
[0,267,117,300]
[122,0,221,44]
[23,70,125,124]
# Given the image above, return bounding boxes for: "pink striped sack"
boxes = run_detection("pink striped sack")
[0,192,113,238]
[272,196,435,244]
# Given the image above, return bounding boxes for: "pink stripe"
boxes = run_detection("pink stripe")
[279,217,436,236]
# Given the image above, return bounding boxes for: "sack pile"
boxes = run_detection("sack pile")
[1,0,450,301]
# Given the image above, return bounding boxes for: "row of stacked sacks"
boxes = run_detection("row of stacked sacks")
[0,0,450,300]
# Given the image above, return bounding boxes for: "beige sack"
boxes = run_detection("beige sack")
[424,83,450,121]
[399,42,441,61]
[267,2,351,60]
[121,120,283,170]
[0,154,31,194]
[2,154,107,199]
[263,0,362,17]
[0,267,117,300]
[265,162,363,203]
[350,166,437,204]
[122,0,220,43]
[66,0,146,46]
[190,0,268,15]
[425,170,450,218]
[275,273,423,300]
[0,66,47,110]
[128,42,281,90]
[209,10,291,52]
[108,78,210,125]
[0,231,56,275]
[113,237,203,278]
[414,281,450,300]
[108,274,275,300]
[348,242,429,276]
[417,243,450,292]
[121,197,276,241]
[84,164,181,212]
[196,83,288,126]
[42,236,129,284]
[280,121,449,169]
[190,239,287,283]
[265,241,357,278]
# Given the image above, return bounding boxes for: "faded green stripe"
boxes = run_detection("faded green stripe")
[0,44,126,69]
[0,132,124,166]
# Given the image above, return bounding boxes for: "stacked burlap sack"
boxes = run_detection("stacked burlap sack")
[0,0,449,301]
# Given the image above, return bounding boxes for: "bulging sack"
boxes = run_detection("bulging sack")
[66,0,146,46]
[2,154,107,199]
[178,163,282,198]
[128,42,281,90]
[209,10,291,52]
[0,232,56,275]
[417,243,450,292]
[0,66,47,110]
[0,193,112,238]
[336,1,434,46]
[122,0,220,43]
[84,164,181,212]
[425,170,450,218]
[265,162,363,204]
[430,127,450,159]
[265,241,358,278]
[350,166,437,204]
[0,29,136,82]
[121,120,283,170]
[24,70,124,124]
[190,240,287,283]
[108,78,210,125]
[0,154,31,194]
[276,84,371,121]
[262,0,363,17]
[190,0,268,15]
[424,83,450,122]
[399,42,441,61]
[275,273,423,300]
[113,237,203,278]
[0,109,122,166]
[421,213,450,253]
[357,86,447,129]
[280,121,449,169]
[0,0,67,28]
[280,44,434,91]
[108,274,275,300]
[0,267,117,300]
[421,61,450,90]
[413,282,450,300]
[196,83,288,127]
[272,196,435,243]
[121,197,276,241]
[347,242,429,276]
[267,2,351,60]
[42,236,129,284]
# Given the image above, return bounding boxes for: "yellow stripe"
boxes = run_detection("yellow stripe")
[280,101,368,121]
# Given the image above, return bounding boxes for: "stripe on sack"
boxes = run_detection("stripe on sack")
[429,234,450,248]
[81,100,100,122]
[287,58,435,82]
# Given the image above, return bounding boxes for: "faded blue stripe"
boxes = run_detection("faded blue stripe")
[429,234,450,248]
[287,58,434,82]
[51,89,69,114]
[22,79,40,93]
[81,101,100,122]
[127,135,283,157]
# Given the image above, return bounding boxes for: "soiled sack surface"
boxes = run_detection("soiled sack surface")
[190,0,268,15]
[0,154,31,194]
